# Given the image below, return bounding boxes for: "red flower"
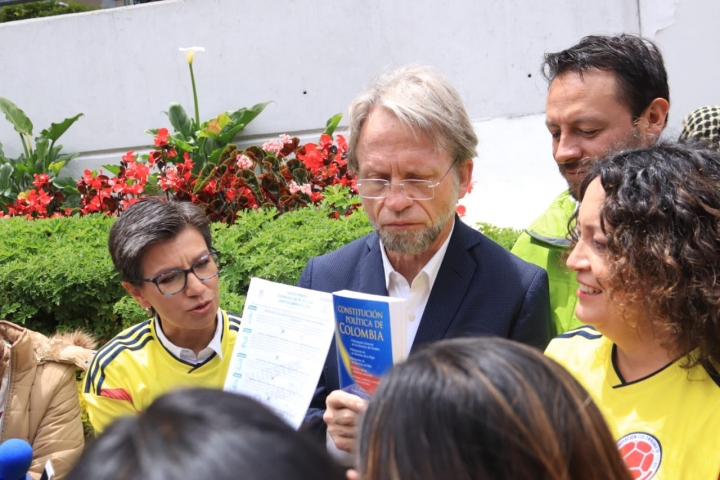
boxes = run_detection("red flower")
[148,150,162,165]
[336,134,348,153]
[155,128,170,147]
[32,173,50,190]
[319,134,333,151]
[122,151,136,164]
[298,144,324,173]
[125,161,150,184]
[455,205,466,218]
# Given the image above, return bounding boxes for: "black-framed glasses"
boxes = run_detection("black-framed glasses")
[356,158,459,200]
[141,250,221,296]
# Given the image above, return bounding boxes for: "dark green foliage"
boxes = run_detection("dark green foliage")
[0,1,97,23]
[0,208,517,344]
[215,207,373,300]
[0,214,121,340]
[0,206,372,342]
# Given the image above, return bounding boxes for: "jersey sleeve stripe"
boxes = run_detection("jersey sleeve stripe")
[95,335,155,394]
[85,329,153,393]
[86,325,152,389]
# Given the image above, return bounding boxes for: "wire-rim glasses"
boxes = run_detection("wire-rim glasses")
[356,158,459,200]
[140,250,221,296]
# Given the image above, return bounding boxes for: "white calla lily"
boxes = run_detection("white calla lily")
[179,46,205,65]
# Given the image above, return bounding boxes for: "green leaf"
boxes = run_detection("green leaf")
[0,140,5,160]
[0,97,33,136]
[217,122,247,144]
[170,136,195,153]
[35,137,49,167]
[39,113,83,142]
[323,113,343,136]
[54,152,78,166]
[193,162,218,194]
[102,165,121,176]
[228,101,271,129]
[167,103,193,138]
[0,163,13,192]
[217,113,231,130]
[51,176,78,190]
[48,161,67,176]
[207,147,223,165]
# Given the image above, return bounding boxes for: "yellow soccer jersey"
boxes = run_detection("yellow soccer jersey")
[546,326,720,480]
[84,309,241,433]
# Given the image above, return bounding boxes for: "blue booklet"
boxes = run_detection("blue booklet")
[332,290,406,399]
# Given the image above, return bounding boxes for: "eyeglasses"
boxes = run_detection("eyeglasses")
[141,251,220,296]
[356,158,458,200]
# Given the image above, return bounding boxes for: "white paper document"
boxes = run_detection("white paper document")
[223,277,336,428]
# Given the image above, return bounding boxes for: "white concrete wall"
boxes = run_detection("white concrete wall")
[2,0,717,228]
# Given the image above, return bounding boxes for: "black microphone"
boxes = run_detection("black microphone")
[0,438,32,480]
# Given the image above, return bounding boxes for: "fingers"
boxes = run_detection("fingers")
[324,390,367,453]
[326,390,366,413]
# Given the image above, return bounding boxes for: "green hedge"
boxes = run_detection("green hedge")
[0,207,520,342]
[0,1,97,23]
[0,207,373,342]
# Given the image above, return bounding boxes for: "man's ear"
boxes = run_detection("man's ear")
[122,281,152,309]
[637,97,670,141]
[456,159,474,200]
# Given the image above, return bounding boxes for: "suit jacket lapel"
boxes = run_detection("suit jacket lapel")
[356,233,389,296]
[411,219,478,351]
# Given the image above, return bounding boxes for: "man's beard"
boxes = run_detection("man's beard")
[372,204,456,255]
[559,157,593,201]
[562,128,645,200]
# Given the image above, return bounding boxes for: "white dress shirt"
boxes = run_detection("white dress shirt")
[380,221,454,354]
[327,221,455,462]
[155,308,224,365]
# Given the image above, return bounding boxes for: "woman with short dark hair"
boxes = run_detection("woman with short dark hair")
[83,198,241,433]
[546,142,720,479]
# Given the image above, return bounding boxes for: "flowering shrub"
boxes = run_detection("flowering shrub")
[143,126,359,223]
[0,97,82,213]
[2,123,359,222]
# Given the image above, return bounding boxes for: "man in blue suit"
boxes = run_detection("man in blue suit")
[300,65,552,456]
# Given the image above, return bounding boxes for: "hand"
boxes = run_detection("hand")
[346,469,359,480]
[324,390,366,453]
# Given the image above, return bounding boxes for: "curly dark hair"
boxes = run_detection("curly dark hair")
[542,34,669,125]
[572,142,720,370]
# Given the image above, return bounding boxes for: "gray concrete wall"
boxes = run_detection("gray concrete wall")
[1,0,717,227]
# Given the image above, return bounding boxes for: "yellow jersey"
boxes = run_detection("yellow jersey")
[546,326,720,480]
[84,309,241,433]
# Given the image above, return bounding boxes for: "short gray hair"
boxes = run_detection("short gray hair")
[108,198,212,285]
[347,65,478,174]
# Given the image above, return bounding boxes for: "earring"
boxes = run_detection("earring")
[145,307,154,318]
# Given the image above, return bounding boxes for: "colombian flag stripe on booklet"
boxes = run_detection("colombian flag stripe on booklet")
[333,290,407,399]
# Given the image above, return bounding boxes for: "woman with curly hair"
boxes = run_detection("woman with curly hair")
[546,142,720,479]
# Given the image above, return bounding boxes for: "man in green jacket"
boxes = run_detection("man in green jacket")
[512,34,670,335]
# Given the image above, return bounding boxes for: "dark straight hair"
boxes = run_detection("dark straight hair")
[68,388,347,480]
[358,337,632,480]
[542,34,669,124]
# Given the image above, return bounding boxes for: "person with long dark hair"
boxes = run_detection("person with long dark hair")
[357,337,631,480]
